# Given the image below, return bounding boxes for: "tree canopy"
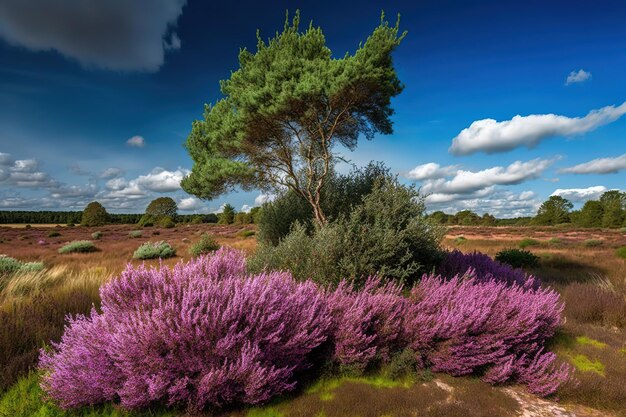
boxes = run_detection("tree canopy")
[534,195,573,225]
[81,201,109,227]
[145,197,178,219]
[182,11,406,224]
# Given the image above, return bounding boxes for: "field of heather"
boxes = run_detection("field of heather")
[1,224,625,417]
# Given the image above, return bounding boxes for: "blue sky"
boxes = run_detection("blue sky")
[0,0,625,217]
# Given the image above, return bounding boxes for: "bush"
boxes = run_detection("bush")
[584,239,603,247]
[238,229,255,238]
[128,230,143,239]
[188,234,220,257]
[39,250,571,411]
[437,250,538,288]
[252,178,444,286]
[80,201,109,227]
[91,231,103,240]
[137,214,154,228]
[47,231,61,238]
[58,241,96,254]
[158,216,176,229]
[617,246,626,259]
[132,241,176,260]
[518,238,540,249]
[495,249,540,269]
[454,236,467,245]
[0,255,44,278]
[39,248,332,410]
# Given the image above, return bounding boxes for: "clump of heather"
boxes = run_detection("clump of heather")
[327,277,407,373]
[40,248,332,411]
[437,250,539,288]
[405,273,571,396]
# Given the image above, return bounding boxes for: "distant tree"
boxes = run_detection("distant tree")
[181,11,406,225]
[428,211,450,225]
[218,204,236,224]
[454,210,481,226]
[599,190,626,228]
[81,201,109,227]
[576,200,604,228]
[481,213,497,226]
[145,197,178,220]
[534,196,573,225]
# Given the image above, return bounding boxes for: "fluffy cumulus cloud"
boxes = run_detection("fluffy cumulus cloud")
[566,69,592,85]
[419,158,556,195]
[551,186,608,202]
[254,193,276,206]
[406,162,458,181]
[559,153,626,175]
[126,135,146,148]
[0,152,57,188]
[449,102,626,155]
[100,167,124,179]
[135,167,189,192]
[0,0,186,71]
[426,189,542,219]
[178,196,203,211]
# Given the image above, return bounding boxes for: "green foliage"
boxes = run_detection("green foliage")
[137,214,154,227]
[48,230,61,237]
[384,349,418,380]
[576,200,604,228]
[584,239,603,247]
[91,231,103,240]
[454,236,467,245]
[158,216,176,229]
[188,234,220,257]
[518,238,540,249]
[548,237,562,245]
[133,241,176,260]
[494,249,540,269]
[0,255,44,277]
[145,197,177,220]
[80,201,109,227]
[250,177,444,286]
[568,354,605,376]
[182,11,406,224]
[218,203,236,224]
[616,246,626,259]
[534,195,573,225]
[128,231,143,239]
[600,190,626,228]
[238,229,256,238]
[58,241,96,254]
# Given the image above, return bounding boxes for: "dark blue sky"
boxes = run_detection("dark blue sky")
[1,0,625,216]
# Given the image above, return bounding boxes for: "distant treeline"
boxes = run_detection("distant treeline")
[428,190,626,228]
[0,210,221,225]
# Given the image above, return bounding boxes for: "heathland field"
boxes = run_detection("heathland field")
[1,224,625,417]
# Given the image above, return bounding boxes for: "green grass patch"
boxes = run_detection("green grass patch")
[239,229,256,238]
[306,374,414,400]
[245,406,284,417]
[128,230,143,239]
[575,336,607,349]
[616,246,626,260]
[584,239,603,248]
[518,238,540,249]
[568,354,605,376]
[454,236,467,245]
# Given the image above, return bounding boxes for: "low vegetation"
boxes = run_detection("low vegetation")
[494,248,540,269]
[132,241,176,260]
[188,234,220,257]
[58,241,97,254]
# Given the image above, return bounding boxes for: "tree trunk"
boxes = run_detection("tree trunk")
[311,201,327,226]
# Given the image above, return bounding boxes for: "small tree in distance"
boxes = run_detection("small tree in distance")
[182,11,407,225]
[534,196,573,225]
[81,201,109,227]
[218,204,236,224]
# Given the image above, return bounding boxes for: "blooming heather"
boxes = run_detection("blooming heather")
[40,249,571,411]
[437,250,539,288]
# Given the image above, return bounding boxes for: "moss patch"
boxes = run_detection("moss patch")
[568,354,605,376]
[575,336,607,349]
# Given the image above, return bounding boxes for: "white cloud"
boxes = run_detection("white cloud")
[0,0,186,72]
[178,197,203,211]
[12,159,38,172]
[136,167,188,192]
[426,189,542,219]
[126,135,146,148]
[566,69,592,85]
[406,162,458,181]
[449,102,626,155]
[254,193,276,206]
[421,158,555,195]
[559,153,626,175]
[551,186,607,202]
[0,153,13,166]
[100,167,124,179]
[240,204,252,213]
[105,177,128,191]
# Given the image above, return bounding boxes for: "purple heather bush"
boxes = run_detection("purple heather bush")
[437,249,539,288]
[40,249,571,411]
[40,247,332,410]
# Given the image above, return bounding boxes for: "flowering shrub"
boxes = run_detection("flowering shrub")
[40,248,331,410]
[437,250,539,288]
[40,249,570,411]
[405,273,570,396]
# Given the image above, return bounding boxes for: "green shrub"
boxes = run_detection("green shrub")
[129,230,143,239]
[620,227,626,234]
[58,240,96,254]
[133,241,176,260]
[454,236,467,245]
[24,224,31,229]
[47,231,61,238]
[91,231,103,240]
[250,177,444,286]
[137,214,154,228]
[238,229,256,238]
[384,348,418,380]
[548,237,562,245]
[616,246,626,259]
[518,238,540,249]
[188,234,220,257]
[0,255,43,277]
[584,239,603,247]
[159,216,176,229]
[495,248,540,269]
